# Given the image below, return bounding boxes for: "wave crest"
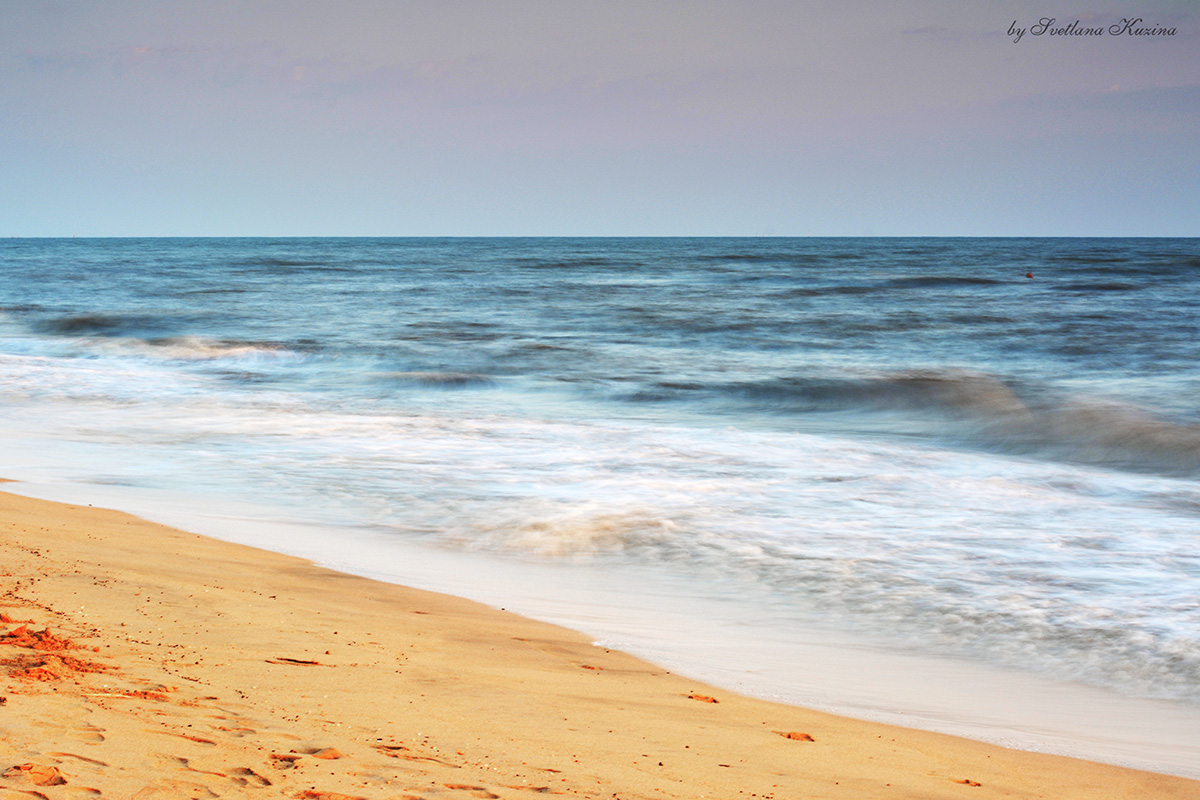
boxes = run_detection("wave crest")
[37,313,164,337]
[137,336,289,361]
[636,370,1200,476]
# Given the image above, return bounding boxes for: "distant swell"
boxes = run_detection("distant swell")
[377,371,495,388]
[1055,282,1141,292]
[235,257,328,267]
[775,285,882,298]
[1048,254,1131,265]
[774,276,1002,298]
[697,252,788,262]
[884,276,1003,288]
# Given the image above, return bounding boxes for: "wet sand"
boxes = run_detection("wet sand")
[2,487,1197,799]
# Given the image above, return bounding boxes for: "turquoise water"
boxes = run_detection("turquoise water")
[2,237,1199,770]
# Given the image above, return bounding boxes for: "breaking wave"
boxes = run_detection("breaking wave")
[36,313,173,337]
[132,336,292,361]
[632,370,1200,477]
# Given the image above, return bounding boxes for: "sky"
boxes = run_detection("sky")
[1,1,1197,236]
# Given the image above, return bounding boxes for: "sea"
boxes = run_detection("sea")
[1,237,1198,776]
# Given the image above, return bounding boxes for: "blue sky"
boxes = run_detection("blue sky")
[2,1,1197,236]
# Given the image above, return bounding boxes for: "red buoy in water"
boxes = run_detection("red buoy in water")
[1026,272,1034,278]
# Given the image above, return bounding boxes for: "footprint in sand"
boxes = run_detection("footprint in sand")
[152,755,274,791]
[129,778,219,798]
[76,724,106,743]
[211,722,257,738]
[226,767,272,787]
[46,753,109,784]
[48,753,109,768]
[269,753,303,770]
[440,784,501,799]
[145,728,219,747]
[3,763,68,787]
[298,746,343,760]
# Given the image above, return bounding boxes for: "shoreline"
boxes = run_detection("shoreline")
[2,487,1198,798]
[6,475,1200,780]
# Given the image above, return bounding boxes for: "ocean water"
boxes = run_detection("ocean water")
[2,237,1199,774]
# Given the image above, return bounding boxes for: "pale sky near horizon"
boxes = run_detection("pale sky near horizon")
[2,1,1197,236]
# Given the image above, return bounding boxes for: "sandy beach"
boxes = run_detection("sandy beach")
[1,486,1197,800]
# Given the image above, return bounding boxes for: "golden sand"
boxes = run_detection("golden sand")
[2,488,1197,799]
